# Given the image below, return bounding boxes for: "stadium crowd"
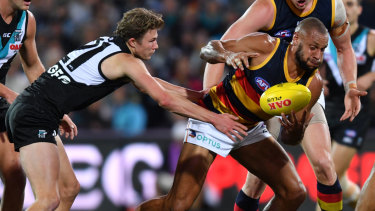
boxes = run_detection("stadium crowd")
[5,0,375,137]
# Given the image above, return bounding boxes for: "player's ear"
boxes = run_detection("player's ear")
[291,32,299,46]
[128,38,137,48]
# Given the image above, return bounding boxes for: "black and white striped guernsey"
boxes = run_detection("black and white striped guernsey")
[21,36,132,118]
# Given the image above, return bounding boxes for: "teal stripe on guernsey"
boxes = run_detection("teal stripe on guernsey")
[0,11,26,58]
[328,38,338,65]
[328,27,369,67]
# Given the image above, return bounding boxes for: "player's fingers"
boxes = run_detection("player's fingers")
[231,130,244,141]
[281,113,291,126]
[234,122,248,131]
[227,114,239,121]
[226,132,237,142]
[235,126,248,136]
[357,90,368,97]
[71,124,78,136]
[246,52,259,58]
[242,56,250,69]
[290,110,298,123]
[234,58,243,70]
[340,110,351,121]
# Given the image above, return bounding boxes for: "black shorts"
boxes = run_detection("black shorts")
[5,98,59,152]
[0,98,10,132]
[325,103,372,150]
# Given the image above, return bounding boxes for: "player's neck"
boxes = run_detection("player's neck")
[0,3,17,24]
[350,21,359,36]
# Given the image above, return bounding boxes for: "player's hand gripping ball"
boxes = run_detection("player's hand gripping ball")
[260,83,311,116]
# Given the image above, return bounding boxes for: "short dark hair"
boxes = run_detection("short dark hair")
[114,8,164,41]
[295,17,328,36]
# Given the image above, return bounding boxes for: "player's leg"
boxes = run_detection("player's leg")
[231,137,306,211]
[331,141,359,208]
[234,172,266,211]
[301,104,342,211]
[55,136,80,211]
[0,132,26,211]
[355,163,375,211]
[20,142,60,211]
[136,142,216,211]
[233,117,280,211]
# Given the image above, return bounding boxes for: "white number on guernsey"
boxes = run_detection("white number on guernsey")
[47,65,71,84]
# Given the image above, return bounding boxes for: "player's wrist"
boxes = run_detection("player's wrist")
[344,80,357,93]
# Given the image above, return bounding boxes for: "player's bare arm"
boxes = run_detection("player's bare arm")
[280,74,323,145]
[330,0,367,121]
[200,33,276,69]
[153,77,206,103]
[19,11,45,83]
[203,0,275,89]
[104,53,248,141]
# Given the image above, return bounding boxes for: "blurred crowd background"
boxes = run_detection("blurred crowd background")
[6,0,375,137]
[4,0,375,210]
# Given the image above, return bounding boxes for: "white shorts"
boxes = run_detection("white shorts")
[184,118,271,157]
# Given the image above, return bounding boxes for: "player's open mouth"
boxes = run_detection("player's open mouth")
[297,0,306,7]
[24,0,31,2]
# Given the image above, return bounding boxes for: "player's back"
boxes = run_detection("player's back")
[19,36,131,119]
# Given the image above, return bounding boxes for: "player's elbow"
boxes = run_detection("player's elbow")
[200,45,210,61]
[157,93,173,109]
[200,41,219,63]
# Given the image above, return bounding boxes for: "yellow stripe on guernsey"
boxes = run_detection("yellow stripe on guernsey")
[317,199,343,211]
[249,38,280,70]
[229,76,272,120]
[208,87,258,128]
[305,69,317,87]
[264,0,277,31]
[283,45,318,83]
[286,0,317,17]
[331,0,336,28]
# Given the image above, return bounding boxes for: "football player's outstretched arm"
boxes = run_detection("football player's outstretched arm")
[203,0,275,89]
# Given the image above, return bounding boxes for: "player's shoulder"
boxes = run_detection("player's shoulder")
[252,0,275,10]
[332,0,347,28]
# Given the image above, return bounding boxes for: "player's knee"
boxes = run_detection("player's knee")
[60,178,80,201]
[279,182,306,205]
[291,184,307,204]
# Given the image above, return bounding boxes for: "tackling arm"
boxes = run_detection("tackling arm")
[124,57,248,141]
[203,0,275,89]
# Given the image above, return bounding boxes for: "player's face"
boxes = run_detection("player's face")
[295,31,328,72]
[134,29,159,60]
[344,0,362,24]
[10,0,31,10]
[290,0,313,10]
